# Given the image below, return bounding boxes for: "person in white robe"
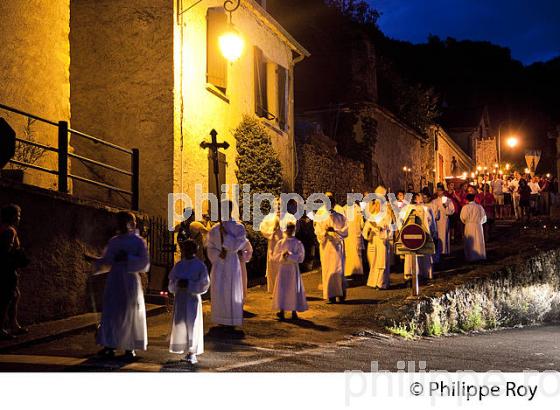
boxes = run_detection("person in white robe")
[94,211,150,360]
[343,200,364,277]
[168,239,210,364]
[402,195,436,282]
[259,206,297,293]
[460,193,487,262]
[207,201,248,328]
[238,238,253,304]
[430,183,455,259]
[272,223,308,320]
[314,193,349,303]
[363,201,391,289]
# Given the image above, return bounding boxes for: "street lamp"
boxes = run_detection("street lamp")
[219,0,244,62]
[497,121,521,164]
[506,136,519,148]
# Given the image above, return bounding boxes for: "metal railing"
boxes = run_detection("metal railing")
[0,103,139,210]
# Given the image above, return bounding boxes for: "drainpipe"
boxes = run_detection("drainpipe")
[291,52,306,189]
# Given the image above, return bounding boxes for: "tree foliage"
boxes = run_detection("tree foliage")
[325,0,380,27]
[234,115,283,199]
[234,116,284,279]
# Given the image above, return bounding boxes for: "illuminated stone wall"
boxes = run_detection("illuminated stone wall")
[174,0,299,206]
[0,0,70,189]
[370,106,433,192]
[69,0,299,217]
[296,138,367,200]
[0,179,150,325]
[70,0,175,217]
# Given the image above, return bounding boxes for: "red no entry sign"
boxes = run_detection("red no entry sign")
[400,223,426,251]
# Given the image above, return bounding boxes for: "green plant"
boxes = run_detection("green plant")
[386,321,417,340]
[233,115,284,278]
[461,306,485,331]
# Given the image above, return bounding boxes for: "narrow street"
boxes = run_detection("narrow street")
[1,219,558,372]
[0,313,558,372]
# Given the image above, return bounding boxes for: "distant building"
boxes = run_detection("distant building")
[440,105,497,168]
[429,125,475,184]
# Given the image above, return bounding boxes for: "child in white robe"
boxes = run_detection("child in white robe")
[169,239,210,364]
[272,223,308,320]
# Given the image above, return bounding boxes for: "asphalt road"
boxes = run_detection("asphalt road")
[0,309,558,372]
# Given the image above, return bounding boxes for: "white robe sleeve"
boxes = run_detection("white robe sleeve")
[313,212,328,245]
[206,226,222,264]
[126,236,150,273]
[445,201,455,216]
[222,223,248,253]
[189,262,210,295]
[239,239,253,263]
[94,240,115,272]
[480,206,488,225]
[260,215,278,240]
[333,213,349,239]
[286,240,305,264]
[460,206,468,224]
[168,264,180,294]
[272,240,285,263]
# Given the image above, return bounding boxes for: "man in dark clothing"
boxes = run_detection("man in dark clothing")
[0,204,28,339]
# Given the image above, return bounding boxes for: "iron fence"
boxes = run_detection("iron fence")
[0,103,139,210]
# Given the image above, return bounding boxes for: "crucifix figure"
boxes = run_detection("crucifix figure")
[200,129,230,245]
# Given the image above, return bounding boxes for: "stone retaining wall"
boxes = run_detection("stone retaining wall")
[296,142,367,201]
[0,179,148,325]
[387,249,560,336]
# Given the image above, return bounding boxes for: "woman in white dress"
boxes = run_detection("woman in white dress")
[169,239,210,364]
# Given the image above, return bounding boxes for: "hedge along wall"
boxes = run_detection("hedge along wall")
[296,141,368,202]
[0,179,148,325]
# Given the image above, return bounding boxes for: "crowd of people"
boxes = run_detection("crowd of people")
[2,172,550,361]
[90,181,492,364]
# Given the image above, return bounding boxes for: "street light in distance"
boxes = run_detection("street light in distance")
[506,136,519,148]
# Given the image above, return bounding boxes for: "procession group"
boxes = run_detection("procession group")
[85,171,499,365]
[1,176,498,362]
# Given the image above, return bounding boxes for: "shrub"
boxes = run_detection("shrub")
[233,115,284,279]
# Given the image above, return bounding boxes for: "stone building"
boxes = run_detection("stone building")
[1,0,308,218]
[441,105,497,168]
[71,0,308,218]
[430,125,476,184]
[269,0,435,195]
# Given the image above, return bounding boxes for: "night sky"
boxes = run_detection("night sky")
[369,0,560,65]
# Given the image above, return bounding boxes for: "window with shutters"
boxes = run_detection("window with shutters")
[254,47,290,132]
[254,46,268,119]
[206,8,228,93]
[277,65,289,131]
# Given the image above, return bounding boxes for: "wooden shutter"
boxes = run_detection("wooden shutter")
[254,46,268,118]
[207,8,227,91]
[277,65,289,131]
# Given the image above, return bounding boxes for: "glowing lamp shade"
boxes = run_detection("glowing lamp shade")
[219,29,244,62]
[506,136,519,148]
